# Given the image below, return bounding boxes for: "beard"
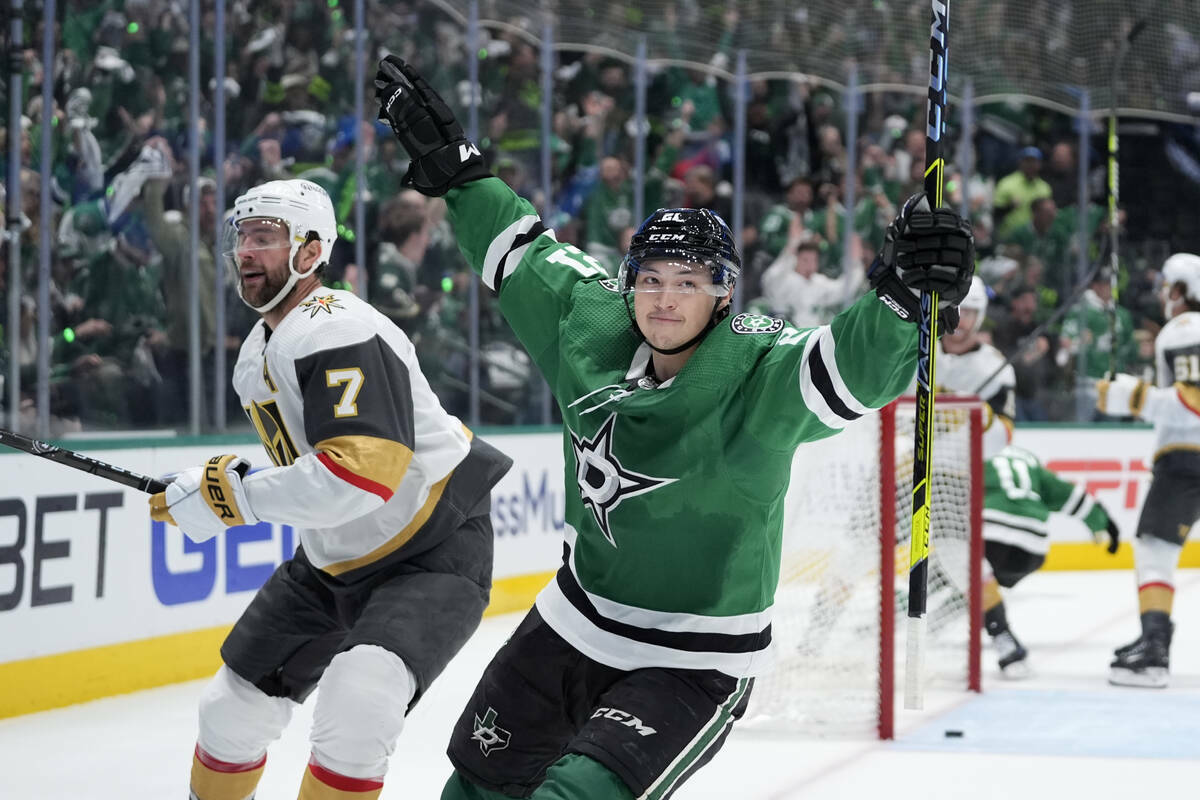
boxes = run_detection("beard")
[240,268,290,309]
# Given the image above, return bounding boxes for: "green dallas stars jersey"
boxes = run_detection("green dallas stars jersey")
[445,177,918,677]
[984,445,1112,557]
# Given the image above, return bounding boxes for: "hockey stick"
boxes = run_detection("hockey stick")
[905,0,950,712]
[1105,18,1149,376]
[0,428,168,494]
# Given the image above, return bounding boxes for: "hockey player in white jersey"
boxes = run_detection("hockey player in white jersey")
[937,275,1016,458]
[1097,252,1200,687]
[149,179,511,799]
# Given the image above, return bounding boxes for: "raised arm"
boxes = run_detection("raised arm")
[374,54,607,379]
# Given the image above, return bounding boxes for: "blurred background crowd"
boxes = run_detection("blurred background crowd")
[4,0,1200,435]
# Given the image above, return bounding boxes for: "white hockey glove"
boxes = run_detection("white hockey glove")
[1096,373,1146,417]
[149,455,259,542]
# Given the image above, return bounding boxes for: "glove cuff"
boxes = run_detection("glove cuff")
[200,455,258,527]
[869,260,960,335]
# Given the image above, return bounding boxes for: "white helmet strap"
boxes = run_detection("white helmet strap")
[239,231,322,314]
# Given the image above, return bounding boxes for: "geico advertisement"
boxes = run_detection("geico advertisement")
[0,444,282,663]
[0,433,566,664]
[1012,426,1163,542]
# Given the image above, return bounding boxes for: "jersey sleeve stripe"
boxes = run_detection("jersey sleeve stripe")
[1176,384,1200,419]
[797,328,866,428]
[482,214,545,292]
[315,434,414,496]
[317,450,397,502]
[1063,484,1089,516]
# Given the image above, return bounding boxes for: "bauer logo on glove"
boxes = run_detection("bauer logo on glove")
[149,454,259,543]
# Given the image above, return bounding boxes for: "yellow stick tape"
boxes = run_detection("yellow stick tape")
[1,571,559,720]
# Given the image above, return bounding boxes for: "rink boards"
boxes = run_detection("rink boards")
[0,424,1195,718]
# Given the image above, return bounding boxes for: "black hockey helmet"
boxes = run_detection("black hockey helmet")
[617,208,742,354]
[617,208,741,298]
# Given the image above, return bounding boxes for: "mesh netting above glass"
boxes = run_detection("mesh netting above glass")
[433,0,1200,118]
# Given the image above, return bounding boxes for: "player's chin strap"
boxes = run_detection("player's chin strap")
[622,293,733,356]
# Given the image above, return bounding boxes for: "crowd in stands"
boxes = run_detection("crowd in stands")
[2,0,1198,432]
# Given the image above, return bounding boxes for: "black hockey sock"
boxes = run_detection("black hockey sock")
[984,603,1009,637]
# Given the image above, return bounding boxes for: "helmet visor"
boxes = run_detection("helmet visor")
[221,216,294,266]
[619,255,735,297]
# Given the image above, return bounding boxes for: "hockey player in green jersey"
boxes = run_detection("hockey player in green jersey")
[375,56,974,799]
[982,445,1119,678]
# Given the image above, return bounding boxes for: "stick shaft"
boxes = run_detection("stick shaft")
[0,428,167,494]
[906,0,950,712]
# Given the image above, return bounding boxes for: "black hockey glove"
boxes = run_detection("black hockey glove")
[374,55,491,197]
[868,192,975,335]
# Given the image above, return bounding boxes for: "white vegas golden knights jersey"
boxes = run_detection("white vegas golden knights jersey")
[934,341,1015,458]
[232,288,473,575]
[1141,311,1200,460]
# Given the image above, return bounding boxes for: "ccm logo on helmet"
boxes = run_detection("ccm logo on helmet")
[647,233,686,242]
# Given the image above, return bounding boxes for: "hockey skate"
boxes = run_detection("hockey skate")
[993,630,1031,680]
[1109,633,1170,688]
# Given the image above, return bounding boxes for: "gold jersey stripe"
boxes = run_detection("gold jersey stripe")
[321,468,453,576]
[1176,382,1200,415]
[316,435,415,495]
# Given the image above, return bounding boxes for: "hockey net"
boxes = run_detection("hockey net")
[746,396,983,739]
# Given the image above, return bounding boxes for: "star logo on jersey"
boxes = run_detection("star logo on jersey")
[731,313,784,335]
[569,413,677,547]
[298,294,344,318]
[471,707,511,756]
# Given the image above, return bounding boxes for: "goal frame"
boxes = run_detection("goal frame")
[877,396,984,739]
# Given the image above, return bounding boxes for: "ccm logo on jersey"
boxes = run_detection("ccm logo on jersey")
[646,233,686,242]
[590,707,657,736]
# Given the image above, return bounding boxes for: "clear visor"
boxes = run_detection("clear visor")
[220,216,296,268]
[620,257,732,297]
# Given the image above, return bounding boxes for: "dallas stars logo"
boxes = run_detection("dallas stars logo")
[472,707,511,756]
[569,413,676,547]
[731,313,784,335]
[298,294,345,318]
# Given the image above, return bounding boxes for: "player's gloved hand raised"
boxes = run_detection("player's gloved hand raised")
[148,455,258,542]
[374,54,490,197]
[869,192,975,334]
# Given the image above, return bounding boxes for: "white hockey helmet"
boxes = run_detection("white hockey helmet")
[957,275,989,333]
[1161,253,1200,317]
[223,179,338,313]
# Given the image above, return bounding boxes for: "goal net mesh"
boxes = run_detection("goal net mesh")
[745,399,979,738]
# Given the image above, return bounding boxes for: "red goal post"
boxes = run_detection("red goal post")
[745,395,983,740]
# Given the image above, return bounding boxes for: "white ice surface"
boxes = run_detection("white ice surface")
[3,569,1199,799]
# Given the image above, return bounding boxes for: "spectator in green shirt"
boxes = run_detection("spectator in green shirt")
[757,177,816,263]
[994,146,1053,240]
[1002,197,1072,295]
